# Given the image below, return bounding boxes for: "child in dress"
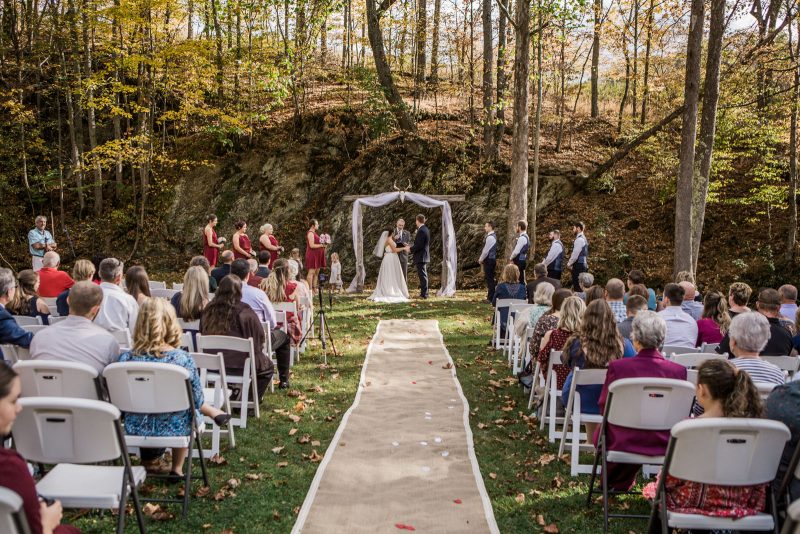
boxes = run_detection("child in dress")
[290,248,304,271]
[329,252,343,292]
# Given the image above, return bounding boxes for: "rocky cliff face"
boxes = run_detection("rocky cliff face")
[165,110,590,288]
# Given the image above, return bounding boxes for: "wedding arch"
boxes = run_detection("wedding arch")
[344,191,462,297]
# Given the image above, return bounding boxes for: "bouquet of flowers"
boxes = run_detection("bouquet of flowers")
[218,236,227,244]
[320,233,332,245]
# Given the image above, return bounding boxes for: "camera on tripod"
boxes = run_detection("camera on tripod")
[318,271,328,283]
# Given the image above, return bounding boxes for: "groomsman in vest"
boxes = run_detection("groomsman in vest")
[509,220,530,285]
[393,218,411,281]
[542,229,564,281]
[478,221,498,303]
[567,221,589,290]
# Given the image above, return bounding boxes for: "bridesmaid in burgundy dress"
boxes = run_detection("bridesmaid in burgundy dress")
[305,219,327,291]
[258,223,283,269]
[232,220,255,260]
[203,214,224,267]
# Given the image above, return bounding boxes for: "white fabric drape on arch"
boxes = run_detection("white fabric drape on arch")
[346,192,457,297]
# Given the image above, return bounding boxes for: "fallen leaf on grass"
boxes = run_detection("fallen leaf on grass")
[287,389,302,397]
[543,524,559,533]
[209,454,227,465]
[477,423,487,429]
[489,369,497,375]
[142,503,174,521]
[537,515,546,526]
[298,435,311,444]
[245,474,262,481]
[293,401,306,413]
[288,414,301,423]
[227,478,240,488]
[308,450,323,462]
[489,472,497,479]
[277,462,288,468]
[488,380,502,388]
[272,510,281,521]
[311,440,321,447]
[271,446,284,454]
[537,454,556,466]
[515,493,525,504]
[551,474,564,489]
[442,362,453,369]
[195,486,211,498]
[288,428,298,436]
[308,385,324,393]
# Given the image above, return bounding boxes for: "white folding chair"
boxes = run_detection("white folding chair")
[505,303,535,362]
[492,298,526,350]
[178,319,200,353]
[661,345,697,357]
[20,324,47,335]
[46,315,68,325]
[755,381,778,400]
[261,321,279,391]
[648,418,790,533]
[587,377,696,532]
[110,328,132,349]
[12,315,42,326]
[147,281,166,290]
[782,499,800,534]
[15,360,102,400]
[779,434,800,506]
[0,487,30,534]
[172,283,183,290]
[685,369,698,385]
[1,345,30,364]
[700,342,720,353]
[40,297,59,317]
[761,355,800,378]
[191,352,236,455]
[559,367,608,476]
[179,332,195,352]
[103,362,209,518]
[511,325,534,376]
[273,302,300,363]
[195,334,260,428]
[669,352,727,369]
[150,288,178,300]
[13,397,146,534]
[539,350,566,442]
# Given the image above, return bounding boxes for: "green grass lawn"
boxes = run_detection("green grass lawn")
[71,291,650,533]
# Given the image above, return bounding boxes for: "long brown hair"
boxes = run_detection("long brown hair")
[125,266,151,302]
[201,275,243,335]
[261,259,290,302]
[6,269,38,315]
[584,285,605,305]
[697,359,763,417]
[566,299,624,367]
[702,291,731,333]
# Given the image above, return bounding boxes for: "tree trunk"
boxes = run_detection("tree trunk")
[188,0,194,39]
[494,0,508,158]
[210,0,224,101]
[631,0,638,118]
[674,0,704,278]
[415,0,427,95]
[83,0,102,215]
[481,0,495,159]
[555,0,566,152]
[590,0,600,117]
[640,0,653,124]
[690,0,724,273]
[366,0,417,131]
[787,19,800,261]
[530,0,543,255]
[430,0,441,82]
[506,0,530,257]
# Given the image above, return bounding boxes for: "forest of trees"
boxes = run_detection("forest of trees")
[0,0,797,278]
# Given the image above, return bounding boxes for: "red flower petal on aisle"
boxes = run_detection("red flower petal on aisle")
[453,499,462,504]
[428,360,433,365]
[395,524,416,531]
[411,381,416,384]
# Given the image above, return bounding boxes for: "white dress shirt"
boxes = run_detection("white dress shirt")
[542,240,563,267]
[509,232,529,260]
[659,306,699,348]
[30,315,120,373]
[95,282,139,333]
[567,232,588,267]
[241,284,277,328]
[479,233,497,262]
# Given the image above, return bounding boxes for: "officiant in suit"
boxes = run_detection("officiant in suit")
[409,214,431,299]
[393,218,411,280]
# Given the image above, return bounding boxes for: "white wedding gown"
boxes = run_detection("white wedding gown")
[368,246,410,303]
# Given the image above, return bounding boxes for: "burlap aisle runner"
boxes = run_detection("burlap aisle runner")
[292,319,499,533]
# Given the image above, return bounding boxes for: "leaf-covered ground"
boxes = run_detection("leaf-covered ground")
[70,292,649,533]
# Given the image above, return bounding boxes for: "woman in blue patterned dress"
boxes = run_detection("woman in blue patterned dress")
[118,297,230,478]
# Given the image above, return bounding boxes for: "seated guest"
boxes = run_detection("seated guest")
[119,297,230,477]
[246,259,263,288]
[627,283,650,302]
[256,250,272,278]
[562,298,635,437]
[190,255,217,293]
[94,258,139,333]
[575,272,594,301]
[695,291,729,347]
[675,270,701,301]
[537,296,586,389]
[210,250,234,285]
[0,365,81,533]
[56,259,95,316]
[679,281,704,320]
[766,378,800,501]
[200,275,276,395]
[523,288,571,374]
[584,285,605,305]
[728,312,786,385]
[290,247,303,272]
[625,269,657,311]
[170,266,209,321]
[30,282,120,373]
[0,268,33,349]
[6,269,50,324]
[780,284,798,321]
[231,259,274,324]
[526,263,561,303]
[492,263,526,337]
[605,278,627,323]
[717,288,793,356]
[125,265,151,305]
[597,311,687,491]
[262,259,303,346]
[37,251,75,298]
[287,259,312,312]
[618,295,647,342]
[91,253,107,283]
[728,282,752,317]
[516,282,554,339]
[658,283,698,349]
[657,359,765,518]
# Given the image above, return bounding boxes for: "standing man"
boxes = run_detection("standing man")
[509,220,530,285]
[478,221,498,303]
[542,229,564,281]
[409,214,430,299]
[28,215,57,272]
[567,221,589,290]
[393,218,411,281]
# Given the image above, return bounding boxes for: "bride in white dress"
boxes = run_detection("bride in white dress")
[368,229,411,303]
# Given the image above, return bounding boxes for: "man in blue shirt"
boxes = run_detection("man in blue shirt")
[27,215,57,271]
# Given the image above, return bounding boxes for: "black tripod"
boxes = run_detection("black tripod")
[300,273,338,364]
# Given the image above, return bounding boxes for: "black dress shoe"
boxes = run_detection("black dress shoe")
[279,381,290,389]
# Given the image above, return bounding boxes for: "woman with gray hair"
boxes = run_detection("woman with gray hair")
[727,312,785,385]
[515,282,555,338]
[575,272,594,301]
[258,223,283,269]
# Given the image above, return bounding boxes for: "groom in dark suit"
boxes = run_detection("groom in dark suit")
[409,214,430,299]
